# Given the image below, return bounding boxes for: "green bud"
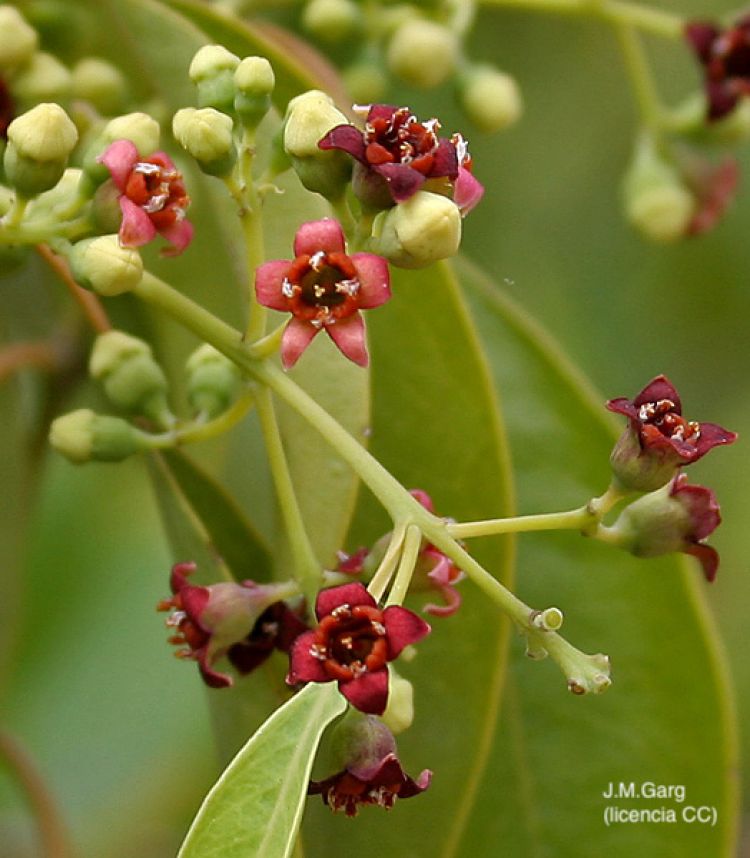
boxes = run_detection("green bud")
[343,61,388,105]
[623,137,695,243]
[11,52,72,110]
[380,669,414,735]
[25,167,83,219]
[460,66,522,134]
[0,6,38,71]
[172,107,236,176]
[189,45,240,112]
[370,191,462,268]
[69,235,143,297]
[386,20,459,89]
[72,57,127,116]
[233,56,275,127]
[4,103,78,195]
[302,0,362,43]
[49,409,146,463]
[89,330,170,422]
[82,112,160,183]
[186,343,242,417]
[283,90,351,198]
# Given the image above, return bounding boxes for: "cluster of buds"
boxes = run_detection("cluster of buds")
[602,375,736,580]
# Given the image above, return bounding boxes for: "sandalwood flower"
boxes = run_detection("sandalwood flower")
[287,582,430,714]
[319,103,483,214]
[254,218,391,369]
[98,139,193,255]
[606,375,736,492]
[686,18,750,121]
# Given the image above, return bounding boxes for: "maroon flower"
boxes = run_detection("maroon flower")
[157,562,299,687]
[0,78,14,140]
[98,139,193,255]
[226,600,308,675]
[287,582,430,714]
[254,218,391,369]
[686,18,750,121]
[606,374,736,492]
[309,715,431,816]
[319,104,483,213]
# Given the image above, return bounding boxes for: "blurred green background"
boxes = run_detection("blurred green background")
[1,0,748,855]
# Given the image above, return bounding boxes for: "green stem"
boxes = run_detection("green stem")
[614,21,664,134]
[0,215,93,245]
[255,386,322,604]
[448,506,594,538]
[239,129,268,343]
[144,390,256,447]
[385,524,423,606]
[0,195,28,229]
[368,522,407,602]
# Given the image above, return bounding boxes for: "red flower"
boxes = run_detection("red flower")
[98,139,193,255]
[670,475,722,582]
[287,582,430,715]
[685,18,750,120]
[254,218,391,369]
[319,104,483,214]
[157,562,300,687]
[606,374,736,491]
[226,600,308,675]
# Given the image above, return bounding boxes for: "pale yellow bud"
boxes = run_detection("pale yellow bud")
[172,107,235,175]
[0,6,38,70]
[69,235,143,296]
[386,20,458,88]
[103,112,160,154]
[461,67,522,134]
[11,52,72,108]
[72,57,127,115]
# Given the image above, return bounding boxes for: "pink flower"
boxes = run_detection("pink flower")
[287,582,430,715]
[98,139,193,255]
[254,218,391,369]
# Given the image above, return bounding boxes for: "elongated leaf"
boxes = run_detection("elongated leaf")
[178,682,346,858]
[162,449,272,581]
[453,256,738,858]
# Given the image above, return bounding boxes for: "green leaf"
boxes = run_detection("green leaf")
[302,261,515,855]
[452,255,739,858]
[161,449,272,581]
[178,682,347,858]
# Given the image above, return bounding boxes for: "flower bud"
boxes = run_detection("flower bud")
[189,45,240,113]
[283,90,351,198]
[233,56,275,127]
[370,191,461,268]
[49,409,146,463]
[460,66,522,134]
[343,61,388,105]
[69,235,143,297]
[381,669,414,735]
[172,107,236,176]
[185,343,242,417]
[623,137,695,243]
[386,20,459,89]
[82,112,161,184]
[72,57,127,115]
[4,103,78,195]
[89,330,170,422]
[25,167,83,219]
[302,0,362,43]
[11,52,72,110]
[0,7,38,71]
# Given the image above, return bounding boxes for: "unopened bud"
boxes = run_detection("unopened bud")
[623,137,695,243]
[283,90,351,198]
[186,343,242,417]
[302,0,362,43]
[0,7,38,71]
[4,103,78,195]
[460,66,522,134]
[329,711,397,773]
[89,330,171,422]
[189,45,240,112]
[172,107,235,176]
[69,235,143,296]
[72,57,127,115]
[83,112,161,183]
[370,191,461,268]
[381,669,414,735]
[386,20,459,89]
[11,52,72,110]
[50,409,146,463]
[233,56,275,126]
[343,61,388,105]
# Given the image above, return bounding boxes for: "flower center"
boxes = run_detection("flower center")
[310,603,388,681]
[363,107,440,173]
[0,77,14,140]
[158,593,211,656]
[638,399,701,444]
[282,251,361,327]
[124,156,190,228]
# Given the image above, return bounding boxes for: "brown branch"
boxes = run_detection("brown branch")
[36,243,112,334]
[0,340,59,383]
[0,730,73,858]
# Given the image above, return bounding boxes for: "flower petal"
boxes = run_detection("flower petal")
[694,421,738,459]
[197,651,234,688]
[255,259,291,310]
[315,582,375,619]
[318,124,368,163]
[351,253,391,308]
[326,313,369,367]
[98,139,138,192]
[685,543,719,582]
[383,605,431,658]
[423,585,462,618]
[373,163,426,202]
[281,318,319,370]
[429,138,459,179]
[159,218,194,256]
[287,631,330,683]
[632,375,681,411]
[454,167,484,216]
[118,196,156,247]
[293,218,346,257]
[339,669,389,715]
